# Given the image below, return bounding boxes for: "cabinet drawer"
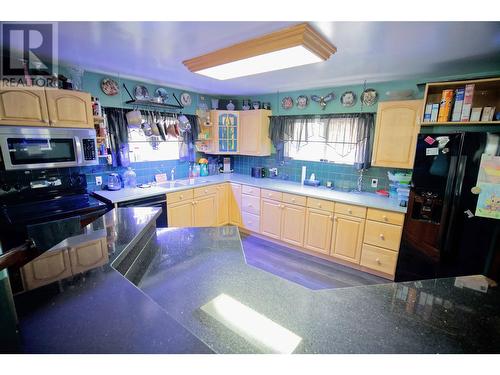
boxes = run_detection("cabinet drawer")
[282,192,306,206]
[360,244,398,276]
[261,189,282,201]
[242,194,260,215]
[335,203,366,218]
[367,208,405,225]
[242,185,260,197]
[242,212,260,233]
[194,185,218,197]
[167,189,193,203]
[307,197,334,212]
[363,220,402,251]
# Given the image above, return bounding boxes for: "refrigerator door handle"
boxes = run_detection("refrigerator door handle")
[441,154,468,255]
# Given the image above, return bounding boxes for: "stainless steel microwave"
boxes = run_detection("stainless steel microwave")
[0,126,98,170]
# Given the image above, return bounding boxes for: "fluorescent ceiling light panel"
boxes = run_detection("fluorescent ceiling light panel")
[195,45,323,80]
[201,293,302,354]
[183,23,336,80]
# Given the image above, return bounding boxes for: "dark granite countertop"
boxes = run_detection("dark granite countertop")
[12,208,212,354]
[10,219,500,353]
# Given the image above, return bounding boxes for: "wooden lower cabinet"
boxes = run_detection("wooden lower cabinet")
[281,204,305,247]
[194,194,217,227]
[216,184,229,226]
[167,200,194,227]
[242,211,260,233]
[260,198,282,239]
[360,244,398,276]
[304,208,333,255]
[330,214,365,264]
[21,249,72,290]
[229,183,242,226]
[68,238,108,274]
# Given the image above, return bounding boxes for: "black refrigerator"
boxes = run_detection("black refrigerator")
[395,131,500,282]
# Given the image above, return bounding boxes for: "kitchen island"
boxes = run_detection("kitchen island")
[10,211,500,353]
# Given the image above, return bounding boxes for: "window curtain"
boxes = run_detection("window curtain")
[105,107,130,167]
[269,113,374,170]
[178,113,199,163]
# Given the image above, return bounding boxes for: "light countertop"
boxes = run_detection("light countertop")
[92,173,407,213]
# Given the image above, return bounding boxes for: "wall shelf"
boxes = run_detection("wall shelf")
[420,120,499,126]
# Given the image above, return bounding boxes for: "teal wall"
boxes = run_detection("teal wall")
[229,79,424,114]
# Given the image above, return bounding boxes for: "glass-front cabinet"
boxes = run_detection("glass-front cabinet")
[208,110,239,154]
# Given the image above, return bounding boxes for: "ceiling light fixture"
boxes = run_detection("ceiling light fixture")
[182,23,336,80]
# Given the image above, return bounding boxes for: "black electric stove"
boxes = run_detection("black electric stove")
[0,174,108,251]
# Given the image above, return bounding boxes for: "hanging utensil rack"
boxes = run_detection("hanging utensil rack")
[122,83,184,110]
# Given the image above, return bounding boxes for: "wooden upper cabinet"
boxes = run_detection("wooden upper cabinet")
[0,87,49,126]
[330,214,365,264]
[239,109,272,156]
[371,100,422,169]
[45,89,94,128]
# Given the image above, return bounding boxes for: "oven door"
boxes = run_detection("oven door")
[0,128,81,170]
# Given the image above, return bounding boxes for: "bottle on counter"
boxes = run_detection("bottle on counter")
[123,167,137,188]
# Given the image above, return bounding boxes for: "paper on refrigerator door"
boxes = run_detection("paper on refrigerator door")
[474,154,500,219]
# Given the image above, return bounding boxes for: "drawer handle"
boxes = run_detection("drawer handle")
[376,258,381,264]
[248,221,252,224]
[248,204,253,207]
[348,209,352,214]
[379,234,385,240]
[382,215,388,221]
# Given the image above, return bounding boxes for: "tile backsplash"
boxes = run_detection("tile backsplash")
[231,155,410,192]
[0,158,192,192]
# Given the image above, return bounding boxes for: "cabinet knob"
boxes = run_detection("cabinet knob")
[281,205,285,209]
[376,258,381,264]
[329,215,334,221]
[248,204,253,207]
[179,195,183,199]
[291,198,295,202]
[204,189,208,193]
[43,119,49,123]
[383,215,388,221]
[348,209,352,214]
[379,234,385,240]
[317,203,321,207]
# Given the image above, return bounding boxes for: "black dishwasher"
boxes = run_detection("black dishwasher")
[116,194,167,227]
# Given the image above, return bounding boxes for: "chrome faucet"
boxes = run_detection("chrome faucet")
[170,168,175,181]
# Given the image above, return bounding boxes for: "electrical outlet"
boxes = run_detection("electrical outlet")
[95,176,103,186]
[371,178,378,188]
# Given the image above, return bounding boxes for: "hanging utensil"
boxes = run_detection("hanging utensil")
[157,112,166,141]
[142,110,153,136]
[178,114,191,133]
[150,111,160,136]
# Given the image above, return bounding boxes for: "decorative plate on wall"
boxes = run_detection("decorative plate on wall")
[155,88,169,103]
[340,91,357,107]
[101,78,119,96]
[296,95,309,109]
[281,96,293,110]
[180,92,192,106]
[361,88,378,106]
[134,85,150,100]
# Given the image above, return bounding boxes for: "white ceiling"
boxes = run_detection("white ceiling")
[57,21,500,95]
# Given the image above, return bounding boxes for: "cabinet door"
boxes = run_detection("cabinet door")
[0,87,49,126]
[330,214,365,264]
[45,89,93,128]
[167,200,193,227]
[281,203,306,247]
[304,208,334,255]
[239,109,272,156]
[260,198,282,239]
[21,249,72,291]
[194,194,217,227]
[371,100,422,169]
[229,183,242,226]
[216,184,229,226]
[68,238,108,274]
